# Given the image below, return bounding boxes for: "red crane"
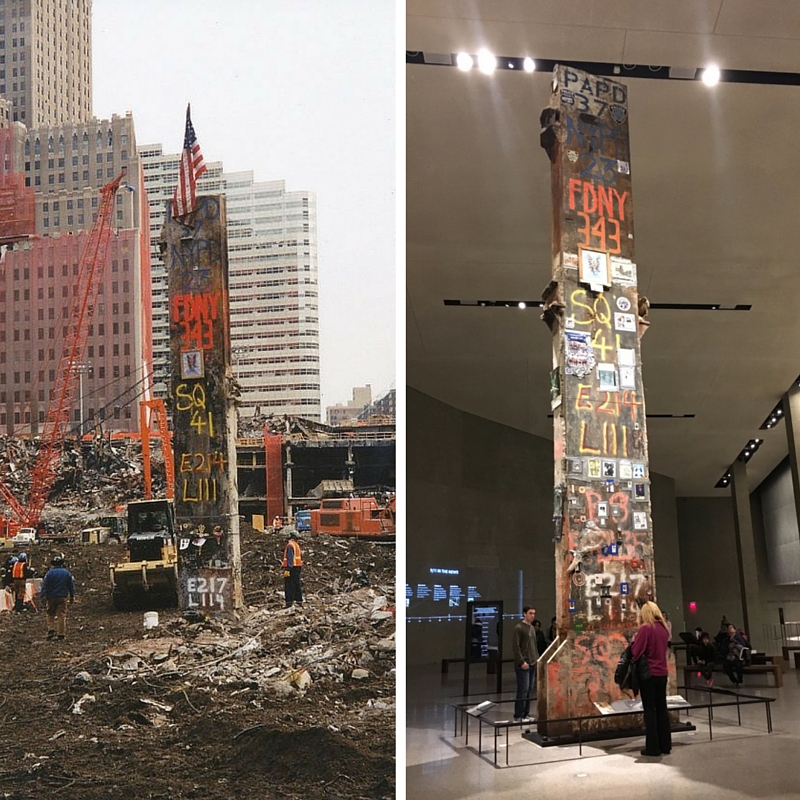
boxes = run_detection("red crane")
[0,169,129,526]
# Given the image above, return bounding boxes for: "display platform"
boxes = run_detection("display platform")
[453,687,774,766]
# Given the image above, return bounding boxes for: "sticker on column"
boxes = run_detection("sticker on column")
[569,599,577,613]
[564,252,579,269]
[617,347,636,366]
[564,316,575,328]
[610,257,636,286]
[632,463,646,479]
[565,331,596,377]
[569,459,583,475]
[620,366,636,389]
[587,459,601,479]
[619,460,633,480]
[602,461,616,478]
[598,501,608,517]
[633,511,648,530]
[620,582,630,595]
[634,481,648,501]
[610,543,619,556]
[614,312,636,332]
[616,297,632,312]
[621,600,628,612]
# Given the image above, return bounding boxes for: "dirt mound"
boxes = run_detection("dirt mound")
[0,523,395,799]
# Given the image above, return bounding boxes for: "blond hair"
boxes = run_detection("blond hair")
[639,600,665,626]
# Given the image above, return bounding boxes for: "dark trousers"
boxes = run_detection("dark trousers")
[639,675,671,755]
[514,666,534,718]
[12,578,26,611]
[723,658,744,684]
[284,567,303,606]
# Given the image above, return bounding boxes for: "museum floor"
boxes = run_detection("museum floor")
[406,661,800,799]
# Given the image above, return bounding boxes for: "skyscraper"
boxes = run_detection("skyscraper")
[139,144,321,421]
[0,0,92,127]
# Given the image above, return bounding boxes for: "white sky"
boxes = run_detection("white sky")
[92,0,396,412]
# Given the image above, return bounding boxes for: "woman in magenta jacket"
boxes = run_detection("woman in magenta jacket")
[631,600,671,757]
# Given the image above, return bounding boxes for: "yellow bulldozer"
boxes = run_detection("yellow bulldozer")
[109,499,178,610]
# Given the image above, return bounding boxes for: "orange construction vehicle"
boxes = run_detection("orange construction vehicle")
[310,496,395,539]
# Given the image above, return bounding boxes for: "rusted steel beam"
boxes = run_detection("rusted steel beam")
[163,195,243,617]
[537,65,671,736]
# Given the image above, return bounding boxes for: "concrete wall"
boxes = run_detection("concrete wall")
[676,497,742,636]
[752,483,800,632]
[407,388,684,666]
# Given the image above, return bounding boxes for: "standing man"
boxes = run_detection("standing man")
[39,554,76,641]
[513,606,539,724]
[272,515,283,535]
[282,531,303,607]
[11,552,33,612]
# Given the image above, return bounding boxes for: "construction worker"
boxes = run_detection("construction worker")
[11,552,35,612]
[272,515,283,534]
[2,554,17,589]
[39,554,76,641]
[282,531,303,607]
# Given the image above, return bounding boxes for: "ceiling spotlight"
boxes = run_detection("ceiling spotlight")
[523,57,536,73]
[508,62,515,69]
[777,409,783,415]
[518,302,526,309]
[456,52,473,71]
[477,49,496,74]
[702,64,720,86]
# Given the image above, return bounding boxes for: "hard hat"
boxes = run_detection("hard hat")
[51,554,64,566]
[17,552,27,562]
[9,556,18,564]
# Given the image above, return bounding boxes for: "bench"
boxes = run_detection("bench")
[682,662,782,688]
[782,645,800,663]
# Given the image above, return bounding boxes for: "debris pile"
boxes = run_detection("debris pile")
[0,434,165,532]
[0,523,395,799]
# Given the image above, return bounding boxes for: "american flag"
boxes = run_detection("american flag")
[172,104,207,218]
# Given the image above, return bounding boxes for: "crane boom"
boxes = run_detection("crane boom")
[16,170,128,525]
[140,399,175,501]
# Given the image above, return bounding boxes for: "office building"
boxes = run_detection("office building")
[327,385,372,426]
[139,144,320,420]
[0,0,92,127]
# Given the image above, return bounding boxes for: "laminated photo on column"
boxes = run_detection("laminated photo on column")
[597,363,619,392]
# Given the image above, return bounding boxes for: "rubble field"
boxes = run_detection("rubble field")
[0,523,396,799]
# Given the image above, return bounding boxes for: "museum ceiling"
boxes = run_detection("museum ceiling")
[406,0,800,496]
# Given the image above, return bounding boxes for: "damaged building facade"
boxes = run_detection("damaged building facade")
[0,114,151,435]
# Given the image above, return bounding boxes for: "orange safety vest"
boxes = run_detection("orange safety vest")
[11,561,25,579]
[282,540,303,568]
